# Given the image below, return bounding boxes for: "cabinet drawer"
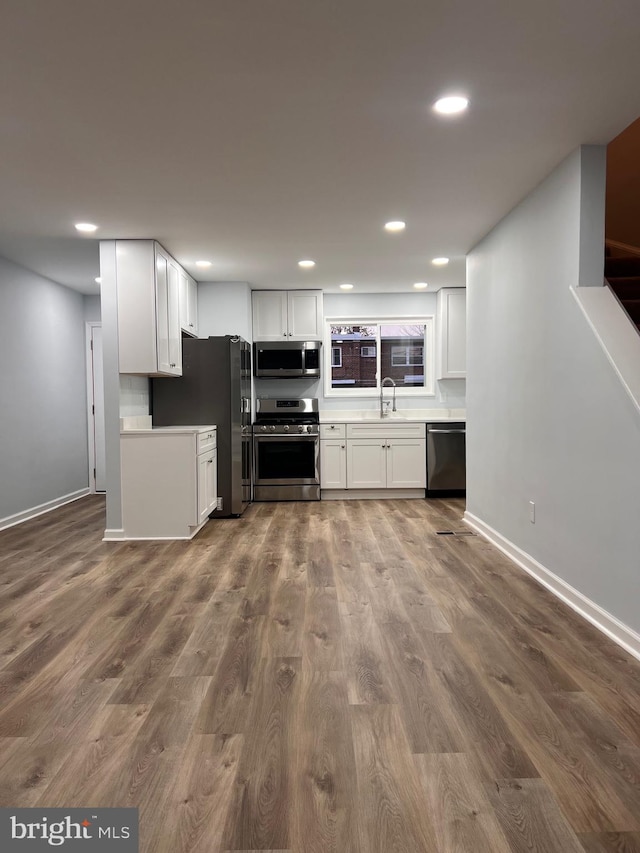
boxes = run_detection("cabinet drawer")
[196,428,216,454]
[320,423,346,439]
[346,422,426,439]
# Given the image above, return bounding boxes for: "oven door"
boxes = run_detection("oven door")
[253,434,320,486]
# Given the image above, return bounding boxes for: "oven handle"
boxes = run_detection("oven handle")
[253,434,319,441]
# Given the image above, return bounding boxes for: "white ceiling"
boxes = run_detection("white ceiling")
[1,0,640,296]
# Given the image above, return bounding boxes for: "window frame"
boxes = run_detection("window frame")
[324,315,435,398]
[331,346,342,368]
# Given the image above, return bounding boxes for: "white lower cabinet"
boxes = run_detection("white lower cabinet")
[386,439,427,488]
[320,422,426,492]
[347,439,387,488]
[320,439,347,489]
[347,437,426,488]
[197,447,217,524]
[121,425,216,539]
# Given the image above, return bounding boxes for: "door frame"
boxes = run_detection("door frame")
[85,321,104,493]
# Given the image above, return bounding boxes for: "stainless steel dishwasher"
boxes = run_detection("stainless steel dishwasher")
[426,422,466,493]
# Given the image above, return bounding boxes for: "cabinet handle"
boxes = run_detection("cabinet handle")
[208,459,213,464]
[283,331,287,336]
[341,444,345,449]
[189,323,194,328]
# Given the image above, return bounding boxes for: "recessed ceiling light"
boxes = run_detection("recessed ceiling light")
[339,283,354,290]
[195,260,212,268]
[298,259,316,268]
[75,222,98,233]
[431,257,449,266]
[95,277,102,284]
[433,96,469,115]
[384,221,406,233]
[413,282,428,289]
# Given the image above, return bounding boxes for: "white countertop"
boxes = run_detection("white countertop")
[319,408,465,424]
[121,424,216,436]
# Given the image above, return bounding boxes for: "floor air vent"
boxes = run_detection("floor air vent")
[435,530,475,536]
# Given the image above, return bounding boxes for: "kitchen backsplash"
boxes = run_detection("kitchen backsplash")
[119,374,150,417]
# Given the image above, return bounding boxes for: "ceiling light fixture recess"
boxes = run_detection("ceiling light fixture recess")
[431,257,449,266]
[384,221,406,232]
[298,259,316,268]
[75,222,98,233]
[413,282,428,289]
[339,283,354,290]
[195,260,212,268]
[433,96,469,115]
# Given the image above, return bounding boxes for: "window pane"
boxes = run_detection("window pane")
[330,324,377,388]
[380,324,425,387]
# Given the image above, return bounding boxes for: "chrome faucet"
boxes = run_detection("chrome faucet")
[380,376,396,417]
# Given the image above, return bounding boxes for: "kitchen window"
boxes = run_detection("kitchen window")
[391,345,424,366]
[324,317,434,397]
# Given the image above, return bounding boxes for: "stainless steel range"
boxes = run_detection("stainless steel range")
[253,398,320,501]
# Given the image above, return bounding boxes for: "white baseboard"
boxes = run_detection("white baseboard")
[0,488,91,532]
[103,519,207,542]
[463,511,640,662]
[103,528,126,541]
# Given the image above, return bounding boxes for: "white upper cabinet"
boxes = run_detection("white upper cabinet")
[287,291,323,339]
[114,240,183,376]
[252,290,323,340]
[179,267,198,337]
[252,291,288,340]
[437,287,466,379]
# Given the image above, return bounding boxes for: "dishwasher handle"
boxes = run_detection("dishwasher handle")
[427,427,466,434]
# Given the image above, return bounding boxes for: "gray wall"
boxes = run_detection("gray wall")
[83,294,101,322]
[466,146,640,633]
[0,256,89,522]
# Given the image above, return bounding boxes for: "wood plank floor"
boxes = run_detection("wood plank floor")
[1,495,639,852]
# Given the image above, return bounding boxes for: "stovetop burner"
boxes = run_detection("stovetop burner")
[254,416,317,425]
[254,397,319,425]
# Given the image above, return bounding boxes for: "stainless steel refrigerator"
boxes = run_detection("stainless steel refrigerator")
[151,335,252,517]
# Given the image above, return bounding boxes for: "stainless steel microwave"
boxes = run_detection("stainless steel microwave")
[253,340,321,378]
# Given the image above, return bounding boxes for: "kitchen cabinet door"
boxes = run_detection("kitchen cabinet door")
[179,268,198,336]
[155,248,171,374]
[320,439,347,489]
[287,290,323,339]
[252,291,289,340]
[251,289,323,340]
[386,439,426,488]
[437,288,466,379]
[166,258,182,375]
[197,448,217,523]
[115,240,183,376]
[346,439,387,489]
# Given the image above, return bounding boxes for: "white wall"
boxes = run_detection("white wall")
[0,256,89,522]
[197,281,253,342]
[466,146,640,635]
